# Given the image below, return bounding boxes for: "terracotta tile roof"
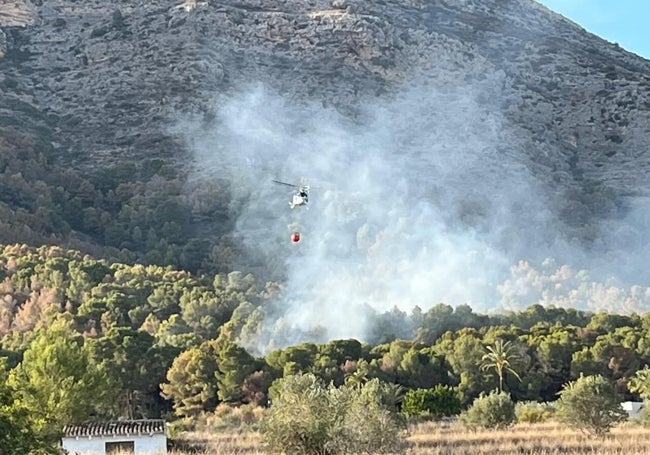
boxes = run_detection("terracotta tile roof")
[62,420,166,438]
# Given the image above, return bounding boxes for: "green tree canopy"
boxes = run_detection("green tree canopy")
[0,358,57,454]
[402,385,461,418]
[215,340,260,403]
[160,341,218,417]
[629,366,650,400]
[555,374,627,436]
[86,327,175,418]
[7,321,112,438]
[261,373,406,455]
[434,329,495,403]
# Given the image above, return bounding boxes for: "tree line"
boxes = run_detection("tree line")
[3,242,650,450]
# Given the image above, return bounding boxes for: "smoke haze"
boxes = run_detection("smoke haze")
[179,78,650,349]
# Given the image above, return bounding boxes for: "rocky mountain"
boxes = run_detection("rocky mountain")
[3,0,650,317]
[2,0,650,193]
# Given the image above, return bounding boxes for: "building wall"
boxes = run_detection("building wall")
[62,434,166,454]
[621,401,644,419]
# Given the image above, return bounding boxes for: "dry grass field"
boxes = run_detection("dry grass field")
[166,421,650,455]
[408,421,650,455]
[171,430,263,455]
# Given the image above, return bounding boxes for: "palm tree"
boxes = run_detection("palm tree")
[344,370,368,390]
[379,382,406,410]
[480,339,522,392]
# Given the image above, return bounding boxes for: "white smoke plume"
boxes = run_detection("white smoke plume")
[178,79,650,350]
[497,259,650,313]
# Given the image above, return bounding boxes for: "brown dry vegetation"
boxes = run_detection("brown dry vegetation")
[160,420,650,455]
[171,431,263,455]
[408,421,650,455]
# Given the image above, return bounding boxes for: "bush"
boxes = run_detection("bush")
[515,401,555,423]
[635,402,650,427]
[206,403,264,431]
[402,385,461,418]
[555,374,627,436]
[261,373,406,455]
[330,380,408,454]
[460,390,516,430]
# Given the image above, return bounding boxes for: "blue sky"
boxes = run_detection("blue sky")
[537,0,650,59]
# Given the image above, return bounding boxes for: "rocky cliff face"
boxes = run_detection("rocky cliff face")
[1,0,650,191]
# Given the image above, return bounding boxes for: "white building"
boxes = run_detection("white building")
[61,420,167,455]
[621,401,644,419]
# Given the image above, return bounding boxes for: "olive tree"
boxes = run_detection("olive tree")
[555,374,627,435]
[261,373,406,455]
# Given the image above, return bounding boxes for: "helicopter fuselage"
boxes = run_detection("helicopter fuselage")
[289,189,308,208]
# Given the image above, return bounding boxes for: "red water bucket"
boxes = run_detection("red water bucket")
[291,232,301,243]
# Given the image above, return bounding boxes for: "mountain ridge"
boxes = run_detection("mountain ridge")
[1,0,649,197]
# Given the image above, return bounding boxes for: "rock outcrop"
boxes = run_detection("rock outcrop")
[1,0,649,195]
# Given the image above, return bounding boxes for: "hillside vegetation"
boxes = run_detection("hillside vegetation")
[2,242,650,451]
[2,0,650,452]
[0,126,239,275]
[2,0,650,316]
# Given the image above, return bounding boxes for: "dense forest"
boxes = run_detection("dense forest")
[0,123,623,288]
[0,125,242,277]
[2,242,650,431]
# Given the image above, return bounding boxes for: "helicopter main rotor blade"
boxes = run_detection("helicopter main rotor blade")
[272,180,298,187]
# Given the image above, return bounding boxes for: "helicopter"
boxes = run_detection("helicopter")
[272,178,310,209]
[273,178,311,243]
